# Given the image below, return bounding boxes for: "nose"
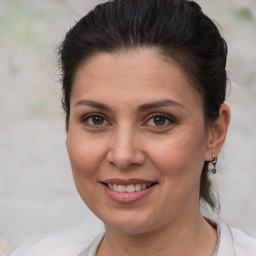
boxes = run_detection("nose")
[106,126,146,169]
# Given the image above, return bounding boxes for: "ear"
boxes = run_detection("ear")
[205,104,230,161]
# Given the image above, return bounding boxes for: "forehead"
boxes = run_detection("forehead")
[71,49,201,108]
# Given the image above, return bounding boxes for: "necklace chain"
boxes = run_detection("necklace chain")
[212,223,221,256]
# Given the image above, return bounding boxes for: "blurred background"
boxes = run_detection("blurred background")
[0,0,255,254]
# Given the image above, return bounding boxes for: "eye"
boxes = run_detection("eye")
[81,114,109,126]
[151,116,167,126]
[145,114,174,127]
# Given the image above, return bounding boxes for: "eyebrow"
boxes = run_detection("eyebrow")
[137,99,185,112]
[74,99,185,112]
[74,99,112,111]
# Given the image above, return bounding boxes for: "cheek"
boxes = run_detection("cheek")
[66,133,107,183]
[146,131,207,180]
[146,135,206,212]
[66,133,109,212]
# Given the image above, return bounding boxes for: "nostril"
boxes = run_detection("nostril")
[106,142,146,169]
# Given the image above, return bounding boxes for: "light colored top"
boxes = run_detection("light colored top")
[10,219,256,256]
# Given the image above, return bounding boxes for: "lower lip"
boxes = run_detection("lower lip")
[103,185,156,204]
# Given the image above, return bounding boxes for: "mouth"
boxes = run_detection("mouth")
[101,182,158,193]
[100,179,158,203]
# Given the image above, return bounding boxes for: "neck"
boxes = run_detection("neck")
[97,213,217,256]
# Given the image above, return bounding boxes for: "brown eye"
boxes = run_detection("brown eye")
[153,116,166,126]
[145,114,175,128]
[83,115,108,126]
[91,116,105,125]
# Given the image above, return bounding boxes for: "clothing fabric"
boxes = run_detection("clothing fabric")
[218,219,256,256]
[10,219,256,256]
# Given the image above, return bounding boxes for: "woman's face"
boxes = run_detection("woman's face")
[67,49,212,234]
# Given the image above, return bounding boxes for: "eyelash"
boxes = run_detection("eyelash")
[144,113,176,128]
[80,113,110,128]
[80,113,176,128]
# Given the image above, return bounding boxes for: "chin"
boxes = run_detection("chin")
[106,221,152,234]
[99,210,159,234]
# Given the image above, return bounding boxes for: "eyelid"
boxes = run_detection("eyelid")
[80,113,111,126]
[143,113,176,126]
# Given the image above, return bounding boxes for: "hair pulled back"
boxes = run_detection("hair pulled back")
[58,0,228,210]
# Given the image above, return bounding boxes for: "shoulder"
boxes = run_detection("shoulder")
[219,219,256,256]
[230,226,256,256]
[10,223,104,256]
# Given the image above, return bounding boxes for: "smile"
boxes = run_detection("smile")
[101,179,158,203]
[106,183,156,193]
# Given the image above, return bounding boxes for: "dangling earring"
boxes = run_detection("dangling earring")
[211,154,217,174]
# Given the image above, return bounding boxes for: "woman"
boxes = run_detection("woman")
[11,0,256,255]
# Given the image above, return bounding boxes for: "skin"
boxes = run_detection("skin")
[66,49,230,256]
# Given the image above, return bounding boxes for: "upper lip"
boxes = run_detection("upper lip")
[101,178,157,186]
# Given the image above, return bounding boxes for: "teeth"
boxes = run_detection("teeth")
[113,184,118,191]
[118,185,126,193]
[108,183,149,193]
[126,184,135,193]
[135,184,142,191]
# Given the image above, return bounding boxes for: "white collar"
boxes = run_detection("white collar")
[217,219,235,256]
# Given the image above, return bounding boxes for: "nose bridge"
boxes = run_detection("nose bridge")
[107,123,145,169]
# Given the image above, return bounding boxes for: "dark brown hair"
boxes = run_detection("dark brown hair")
[58,0,228,210]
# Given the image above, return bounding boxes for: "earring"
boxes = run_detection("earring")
[211,154,217,174]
